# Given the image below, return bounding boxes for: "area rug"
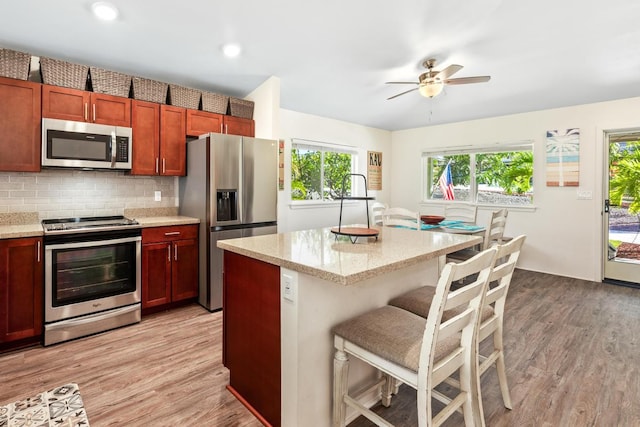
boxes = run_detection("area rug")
[0,383,90,427]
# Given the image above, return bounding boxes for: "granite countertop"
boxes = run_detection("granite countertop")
[0,210,199,240]
[217,226,482,285]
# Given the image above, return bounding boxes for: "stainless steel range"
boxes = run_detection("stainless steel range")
[42,216,142,346]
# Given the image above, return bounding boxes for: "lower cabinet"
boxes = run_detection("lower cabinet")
[0,237,43,344]
[141,225,198,310]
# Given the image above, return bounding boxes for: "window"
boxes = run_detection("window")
[423,142,534,206]
[291,139,357,201]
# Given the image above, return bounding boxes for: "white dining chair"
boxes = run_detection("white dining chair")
[370,202,388,226]
[388,235,526,418]
[382,207,421,230]
[448,208,508,263]
[444,203,478,223]
[332,247,497,427]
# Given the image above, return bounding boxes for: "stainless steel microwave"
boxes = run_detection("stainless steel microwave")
[42,118,132,170]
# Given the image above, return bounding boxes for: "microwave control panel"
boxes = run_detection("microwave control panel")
[116,136,129,162]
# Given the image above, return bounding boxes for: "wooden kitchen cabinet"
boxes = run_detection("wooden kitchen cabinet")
[141,225,198,311]
[186,109,255,137]
[224,115,255,137]
[42,84,131,127]
[0,237,43,344]
[160,105,187,176]
[131,102,186,176]
[0,77,41,172]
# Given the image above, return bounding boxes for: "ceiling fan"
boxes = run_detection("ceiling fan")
[386,58,490,100]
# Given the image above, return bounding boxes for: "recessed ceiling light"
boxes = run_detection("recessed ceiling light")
[92,2,119,21]
[222,43,242,58]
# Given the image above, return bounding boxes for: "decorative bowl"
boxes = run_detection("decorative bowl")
[420,215,445,225]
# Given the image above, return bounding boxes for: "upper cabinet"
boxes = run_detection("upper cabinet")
[0,77,41,172]
[131,101,186,176]
[42,85,131,127]
[186,109,255,137]
[224,115,255,137]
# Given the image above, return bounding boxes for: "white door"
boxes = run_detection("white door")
[603,129,640,284]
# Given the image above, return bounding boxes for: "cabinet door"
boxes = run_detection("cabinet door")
[42,85,90,122]
[0,237,43,343]
[131,100,160,175]
[224,116,255,137]
[141,242,172,308]
[186,109,223,137]
[171,239,199,302]
[0,77,41,172]
[91,93,131,127]
[159,105,186,176]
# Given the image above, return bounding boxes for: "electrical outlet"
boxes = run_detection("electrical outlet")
[282,273,296,303]
[154,191,161,201]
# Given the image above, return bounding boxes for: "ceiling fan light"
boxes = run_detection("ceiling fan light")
[419,81,444,98]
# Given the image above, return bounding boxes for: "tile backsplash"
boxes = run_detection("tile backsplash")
[0,170,177,219]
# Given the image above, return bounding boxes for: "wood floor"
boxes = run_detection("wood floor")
[0,305,261,427]
[1,269,640,426]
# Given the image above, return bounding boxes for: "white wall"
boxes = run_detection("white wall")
[391,96,640,281]
[279,109,392,232]
[246,76,281,139]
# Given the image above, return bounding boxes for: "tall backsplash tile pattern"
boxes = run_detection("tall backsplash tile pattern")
[0,170,177,219]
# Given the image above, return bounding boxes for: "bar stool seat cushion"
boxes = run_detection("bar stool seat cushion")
[332,305,459,372]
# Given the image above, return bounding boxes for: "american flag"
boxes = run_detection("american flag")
[438,162,455,200]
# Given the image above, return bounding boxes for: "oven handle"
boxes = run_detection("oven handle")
[45,235,141,250]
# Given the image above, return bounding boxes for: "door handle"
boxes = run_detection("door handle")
[84,103,88,121]
[36,240,41,263]
[93,104,96,122]
[174,244,178,261]
[167,244,171,262]
[155,158,159,174]
[604,199,610,213]
[162,158,166,174]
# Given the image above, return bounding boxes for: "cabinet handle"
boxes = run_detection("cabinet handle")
[162,158,166,174]
[36,241,41,263]
[225,124,228,134]
[220,123,223,133]
[84,103,88,121]
[93,104,96,122]
[164,231,181,236]
[155,158,159,174]
[174,244,178,261]
[167,244,171,262]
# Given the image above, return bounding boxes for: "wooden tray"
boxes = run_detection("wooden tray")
[331,227,379,243]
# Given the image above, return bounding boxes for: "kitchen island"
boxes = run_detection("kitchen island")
[218,226,482,427]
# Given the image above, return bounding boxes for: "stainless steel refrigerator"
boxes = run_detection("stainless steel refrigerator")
[179,133,278,311]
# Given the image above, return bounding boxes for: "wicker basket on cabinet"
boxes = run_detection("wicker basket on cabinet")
[201,91,229,114]
[229,97,254,119]
[131,77,168,103]
[168,84,200,109]
[89,67,132,97]
[40,57,89,90]
[0,48,31,80]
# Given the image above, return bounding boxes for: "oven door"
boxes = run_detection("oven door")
[45,235,141,322]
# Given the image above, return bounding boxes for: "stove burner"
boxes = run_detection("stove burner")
[42,215,140,234]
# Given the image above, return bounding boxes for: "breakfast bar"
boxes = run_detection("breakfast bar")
[218,226,482,427]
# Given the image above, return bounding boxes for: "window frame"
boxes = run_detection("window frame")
[422,141,534,207]
[290,138,359,205]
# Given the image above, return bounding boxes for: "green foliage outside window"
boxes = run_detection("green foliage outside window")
[291,146,353,201]
[609,140,640,213]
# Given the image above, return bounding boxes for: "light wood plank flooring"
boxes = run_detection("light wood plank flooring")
[1,269,640,426]
[0,305,261,426]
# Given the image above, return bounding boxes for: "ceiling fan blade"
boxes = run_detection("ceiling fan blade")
[385,81,419,85]
[387,87,419,100]
[436,64,463,80]
[444,76,491,85]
